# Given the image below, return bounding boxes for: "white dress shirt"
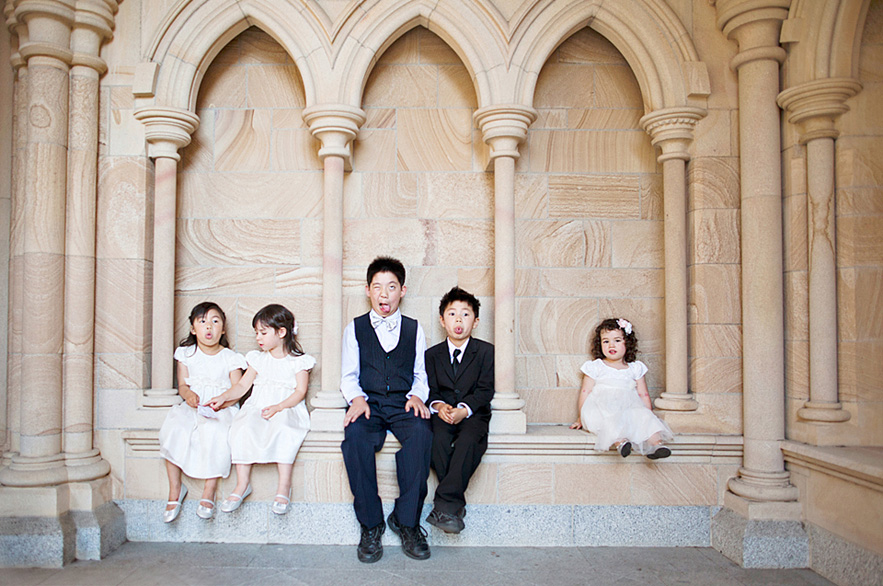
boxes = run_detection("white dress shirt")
[340,309,429,405]
[429,338,473,418]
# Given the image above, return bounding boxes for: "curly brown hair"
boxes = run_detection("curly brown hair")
[591,318,638,363]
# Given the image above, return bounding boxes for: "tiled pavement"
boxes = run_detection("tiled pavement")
[0,542,834,585]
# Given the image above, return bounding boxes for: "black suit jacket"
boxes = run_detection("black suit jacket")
[426,337,495,420]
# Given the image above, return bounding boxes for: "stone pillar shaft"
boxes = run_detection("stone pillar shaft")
[475,105,536,435]
[302,104,364,432]
[641,108,705,412]
[150,155,178,391]
[133,107,199,407]
[778,78,860,424]
[1,1,75,486]
[723,11,798,502]
[62,1,115,482]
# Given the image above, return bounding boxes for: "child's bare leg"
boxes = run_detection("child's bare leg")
[275,463,293,503]
[165,460,183,512]
[202,477,219,502]
[231,464,252,496]
[647,432,662,447]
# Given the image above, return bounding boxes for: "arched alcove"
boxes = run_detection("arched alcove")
[175,27,325,405]
[514,28,664,424]
[342,26,493,349]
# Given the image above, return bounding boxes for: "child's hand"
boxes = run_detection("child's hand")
[570,420,583,430]
[344,397,371,427]
[448,407,467,425]
[184,391,200,409]
[436,403,453,423]
[261,404,282,420]
[405,396,430,419]
[205,395,225,410]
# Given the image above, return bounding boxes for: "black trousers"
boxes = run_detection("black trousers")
[430,413,489,514]
[341,393,433,528]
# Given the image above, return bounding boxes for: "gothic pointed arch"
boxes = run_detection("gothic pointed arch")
[135,0,327,112]
[509,0,710,112]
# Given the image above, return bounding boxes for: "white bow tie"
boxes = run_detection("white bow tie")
[371,314,398,332]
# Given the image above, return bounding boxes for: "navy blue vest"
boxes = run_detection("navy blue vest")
[354,312,417,394]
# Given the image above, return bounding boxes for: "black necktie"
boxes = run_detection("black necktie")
[452,348,461,377]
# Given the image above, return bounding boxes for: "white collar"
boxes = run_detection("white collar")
[447,337,470,360]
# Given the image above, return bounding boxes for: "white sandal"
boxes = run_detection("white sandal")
[163,485,188,523]
[271,490,291,515]
[196,498,215,519]
[220,484,252,513]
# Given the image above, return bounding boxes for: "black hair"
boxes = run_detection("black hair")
[591,318,638,363]
[438,286,480,318]
[252,304,304,357]
[179,301,230,348]
[366,256,406,287]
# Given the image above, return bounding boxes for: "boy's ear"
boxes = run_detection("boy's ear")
[400,284,407,296]
[438,315,446,328]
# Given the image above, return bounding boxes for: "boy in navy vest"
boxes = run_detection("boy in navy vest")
[340,256,433,563]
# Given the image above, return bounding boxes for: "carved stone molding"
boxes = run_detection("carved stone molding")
[302,104,366,170]
[641,106,707,162]
[133,106,200,160]
[474,104,537,160]
[777,77,863,143]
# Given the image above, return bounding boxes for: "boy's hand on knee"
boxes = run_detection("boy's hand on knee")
[344,397,370,427]
[405,396,430,419]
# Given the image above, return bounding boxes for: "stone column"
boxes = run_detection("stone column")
[475,105,536,435]
[0,0,75,487]
[62,0,115,482]
[133,107,199,407]
[641,107,706,412]
[778,78,860,424]
[718,0,798,505]
[3,4,27,465]
[302,104,365,432]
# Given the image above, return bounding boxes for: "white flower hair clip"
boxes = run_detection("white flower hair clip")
[616,318,632,335]
[292,321,299,336]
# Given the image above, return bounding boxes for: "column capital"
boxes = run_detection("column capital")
[13,0,75,65]
[134,106,199,160]
[474,104,537,160]
[640,106,706,162]
[70,0,117,74]
[777,78,862,143]
[716,1,788,70]
[302,104,366,170]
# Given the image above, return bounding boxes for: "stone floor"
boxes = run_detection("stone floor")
[0,542,834,585]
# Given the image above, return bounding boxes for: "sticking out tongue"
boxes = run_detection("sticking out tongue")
[379,303,390,314]
[454,327,463,335]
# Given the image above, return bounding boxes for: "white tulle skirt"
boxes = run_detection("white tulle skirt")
[580,379,673,454]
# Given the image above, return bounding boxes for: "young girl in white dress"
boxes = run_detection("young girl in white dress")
[207,304,314,515]
[571,318,673,459]
[159,302,247,522]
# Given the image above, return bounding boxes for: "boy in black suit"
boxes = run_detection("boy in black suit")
[340,256,433,562]
[425,286,494,533]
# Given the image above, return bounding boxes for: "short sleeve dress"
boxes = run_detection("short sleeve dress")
[159,346,247,478]
[229,350,315,465]
[579,358,673,454]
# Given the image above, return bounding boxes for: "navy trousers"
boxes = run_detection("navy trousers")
[341,393,433,528]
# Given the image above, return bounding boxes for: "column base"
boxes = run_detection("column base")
[727,469,799,503]
[653,392,699,411]
[309,408,345,432]
[489,409,527,434]
[712,505,808,569]
[141,388,182,408]
[797,401,851,423]
[0,453,68,487]
[0,477,125,567]
[65,450,111,484]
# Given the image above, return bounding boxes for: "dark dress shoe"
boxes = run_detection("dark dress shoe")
[357,522,385,563]
[619,441,632,458]
[388,512,431,560]
[427,508,465,533]
[647,446,671,460]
